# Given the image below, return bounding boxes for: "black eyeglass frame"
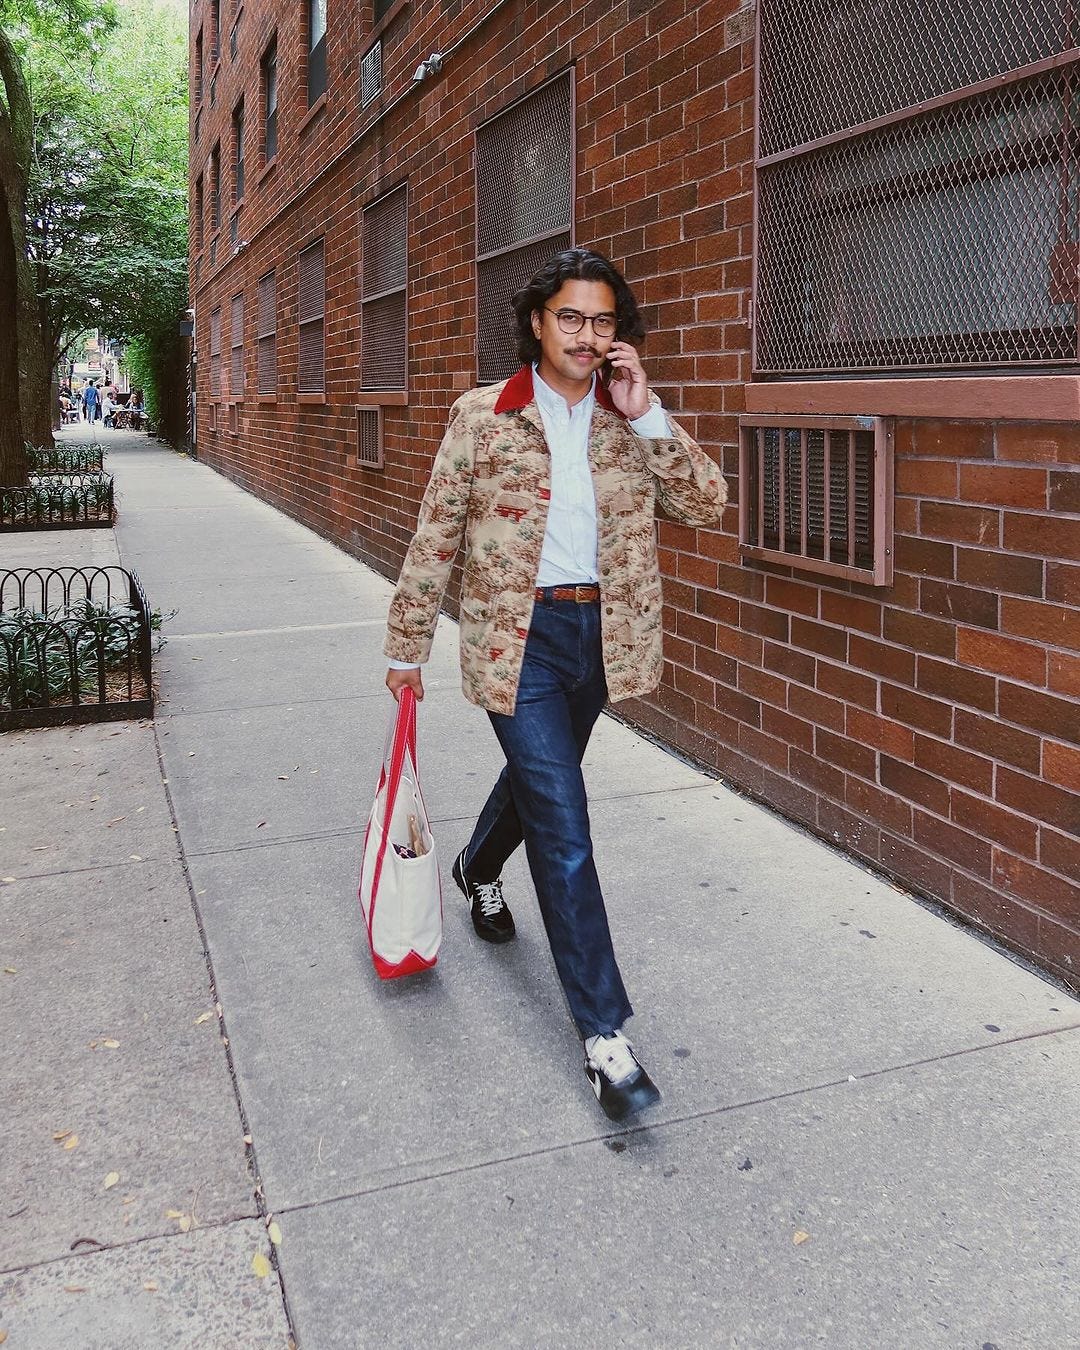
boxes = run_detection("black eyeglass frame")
[543,306,618,337]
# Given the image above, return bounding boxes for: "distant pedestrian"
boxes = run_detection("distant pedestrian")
[83,381,100,423]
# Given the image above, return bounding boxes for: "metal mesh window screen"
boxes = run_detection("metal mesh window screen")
[298,239,325,393]
[230,292,244,396]
[357,407,383,467]
[362,186,406,389]
[755,2,1080,375]
[361,42,382,107]
[257,270,277,394]
[475,73,574,383]
[739,416,894,584]
[209,307,222,400]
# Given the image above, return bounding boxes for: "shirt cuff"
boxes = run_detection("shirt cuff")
[387,659,423,671]
[628,404,670,439]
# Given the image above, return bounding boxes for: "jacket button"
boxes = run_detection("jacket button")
[606,607,613,615]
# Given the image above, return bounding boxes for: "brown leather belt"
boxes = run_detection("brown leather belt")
[535,583,600,603]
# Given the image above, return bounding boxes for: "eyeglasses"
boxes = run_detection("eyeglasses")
[544,307,618,338]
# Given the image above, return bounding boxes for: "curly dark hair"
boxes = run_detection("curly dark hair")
[511,248,647,367]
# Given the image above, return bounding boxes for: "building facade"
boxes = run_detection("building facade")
[188,0,1080,990]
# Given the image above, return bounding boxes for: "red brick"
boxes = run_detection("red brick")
[1046,562,1080,606]
[737,662,787,707]
[762,640,815,686]
[676,552,720,588]
[1049,651,1080,698]
[993,851,1080,924]
[846,707,915,760]
[765,575,819,616]
[761,705,815,752]
[817,798,882,857]
[1035,913,1080,993]
[817,660,878,710]
[846,776,913,835]
[1041,827,1080,883]
[883,608,956,659]
[849,634,915,685]
[955,546,1044,597]
[1043,741,1080,792]
[917,655,997,712]
[995,422,1080,465]
[819,591,882,636]
[1003,511,1080,561]
[914,810,993,879]
[757,764,818,825]
[788,747,845,799]
[791,616,848,661]
[894,458,957,498]
[998,681,1080,745]
[894,535,955,578]
[879,832,953,899]
[788,684,846,732]
[737,722,790,773]
[673,664,716,705]
[953,709,1041,774]
[880,756,951,816]
[955,627,1047,685]
[920,578,999,630]
[911,421,993,460]
[996,768,1079,834]
[958,464,1047,509]
[695,588,741,624]
[1049,470,1080,512]
[739,601,790,642]
[952,874,1042,949]
[1000,597,1080,652]
[951,789,1039,858]
[815,727,876,780]
[880,683,954,738]
[716,685,761,727]
[913,733,993,795]
[921,500,1000,546]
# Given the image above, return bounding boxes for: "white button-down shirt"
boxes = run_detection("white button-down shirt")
[388,368,669,667]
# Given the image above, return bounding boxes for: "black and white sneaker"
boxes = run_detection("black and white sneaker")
[452,849,516,944]
[584,1030,662,1121]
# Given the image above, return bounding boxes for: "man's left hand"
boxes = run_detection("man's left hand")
[605,341,651,420]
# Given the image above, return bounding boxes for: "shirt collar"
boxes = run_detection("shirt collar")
[493,364,624,418]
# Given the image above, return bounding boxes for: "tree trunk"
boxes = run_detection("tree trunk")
[0,176,28,485]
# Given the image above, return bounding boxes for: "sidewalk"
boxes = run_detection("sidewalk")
[3,426,1079,1348]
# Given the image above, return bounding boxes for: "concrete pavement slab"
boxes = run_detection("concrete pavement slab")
[275,1027,1080,1350]
[0,1219,289,1349]
[1,528,121,571]
[2,721,178,874]
[1,850,254,1270]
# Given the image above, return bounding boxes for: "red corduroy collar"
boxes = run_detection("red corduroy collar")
[493,365,624,418]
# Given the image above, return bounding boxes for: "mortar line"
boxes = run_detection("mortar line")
[269,1021,1080,1218]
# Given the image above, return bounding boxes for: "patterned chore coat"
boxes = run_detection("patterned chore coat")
[384,365,728,715]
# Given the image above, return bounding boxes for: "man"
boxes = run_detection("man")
[82,381,100,423]
[384,248,727,1120]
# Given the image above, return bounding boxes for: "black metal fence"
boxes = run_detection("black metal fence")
[0,567,154,730]
[25,444,105,474]
[0,473,115,531]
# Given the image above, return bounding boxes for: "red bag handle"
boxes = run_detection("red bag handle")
[366,687,419,926]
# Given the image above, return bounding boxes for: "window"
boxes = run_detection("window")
[194,175,204,251]
[257,270,277,393]
[361,184,407,390]
[209,143,221,231]
[474,72,574,382]
[307,0,327,107]
[195,29,204,103]
[211,0,220,63]
[262,39,278,162]
[297,239,325,393]
[754,0,1080,375]
[209,307,222,401]
[230,292,244,398]
[739,415,894,585]
[232,99,245,202]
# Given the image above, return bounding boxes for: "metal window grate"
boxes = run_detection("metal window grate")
[230,292,244,397]
[361,41,382,107]
[738,415,894,585]
[361,184,406,389]
[755,2,1080,376]
[475,73,574,382]
[257,270,277,394]
[209,307,222,400]
[357,406,383,468]
[298,239,325,393]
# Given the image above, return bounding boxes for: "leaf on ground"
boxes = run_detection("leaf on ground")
[63,1134,80,1150]
[129,855,143,861]
[102,1039,120,1049]
[178,1216,192,1232]
[106,817,126,826]
[103,1172,120,1190]
[268,1221,282,1246]
[53,1130,73,1141]
[251,1251,271,1279]
[194,1011,213,1024]
[3,968,16,975]
[793,1230,810,1245]
[143,1281,158,1292]
[1,877,15,884]
[164,1208,186,1219]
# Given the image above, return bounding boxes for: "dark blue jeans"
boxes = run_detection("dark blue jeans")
[464,593,633,1039]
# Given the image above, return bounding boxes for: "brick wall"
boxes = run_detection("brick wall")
[188,0,1080,990]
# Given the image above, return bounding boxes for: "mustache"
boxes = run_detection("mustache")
[566,346,600,358]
